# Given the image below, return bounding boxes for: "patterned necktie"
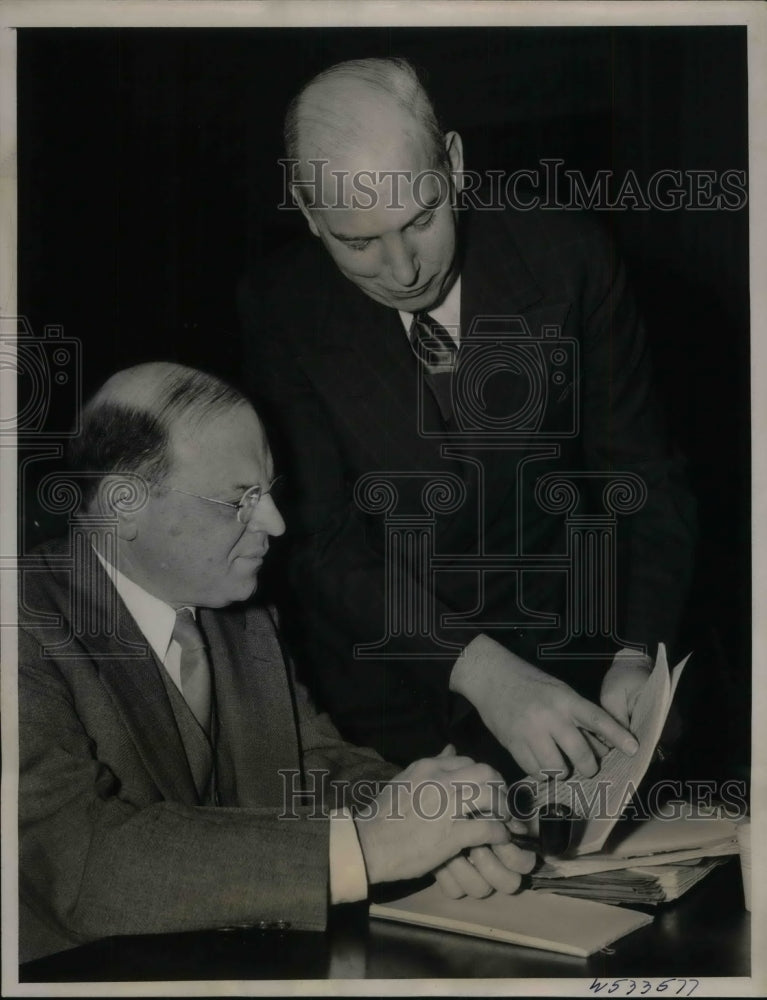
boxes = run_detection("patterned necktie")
[410,312,458,420]
[410,312,458,374]
[172,608,212,735]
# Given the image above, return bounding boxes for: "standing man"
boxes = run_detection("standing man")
[239,58,696,780]
[19,362,534,964]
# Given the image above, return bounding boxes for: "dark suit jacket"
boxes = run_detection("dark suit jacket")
[239,207,696,765]
[18,540,395,963]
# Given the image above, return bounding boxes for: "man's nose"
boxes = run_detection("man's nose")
[248,494,286,537]
[386,237,419,287]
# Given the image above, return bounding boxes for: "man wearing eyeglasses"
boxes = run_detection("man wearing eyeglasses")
[18,362,535,965]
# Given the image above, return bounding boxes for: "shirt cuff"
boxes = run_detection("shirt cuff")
[449,632,502,695]
[329,807,368,904]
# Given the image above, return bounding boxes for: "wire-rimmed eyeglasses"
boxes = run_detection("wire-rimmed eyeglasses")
[164,476,283,524]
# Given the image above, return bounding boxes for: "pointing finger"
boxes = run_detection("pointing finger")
[581,729,611,760]
[574,698,639,756]
[555,727,600,779]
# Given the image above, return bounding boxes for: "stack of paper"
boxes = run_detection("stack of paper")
[531,811,738,905]
[540,809,738,874]
[532,857,729,905]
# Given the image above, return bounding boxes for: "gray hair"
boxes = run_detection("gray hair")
[69,363,249,510]
[284,57,446,181]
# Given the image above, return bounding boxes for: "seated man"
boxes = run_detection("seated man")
[18,362,535,964]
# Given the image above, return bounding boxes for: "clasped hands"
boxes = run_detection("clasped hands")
[354,640,653,901]
[354,746,537,900]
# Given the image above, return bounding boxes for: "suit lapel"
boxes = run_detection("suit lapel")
[461,209,572,336]
[460,208,544,324]
[306,278,449,466]
[459,211,573,435]
[202,605,301,809]
[64,544,200,804]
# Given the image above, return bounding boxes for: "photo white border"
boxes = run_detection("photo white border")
[1,2,764,996]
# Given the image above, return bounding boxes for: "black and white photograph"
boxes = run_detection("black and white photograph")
[1,1,764,995]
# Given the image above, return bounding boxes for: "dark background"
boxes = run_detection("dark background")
[16,26,751,790]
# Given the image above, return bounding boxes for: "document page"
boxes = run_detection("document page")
[529,645,690,855]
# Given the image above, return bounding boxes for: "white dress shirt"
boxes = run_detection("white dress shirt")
[95,548,186,691]
[93,548,367,904]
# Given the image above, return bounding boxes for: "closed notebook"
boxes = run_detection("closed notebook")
[370,884,653,958]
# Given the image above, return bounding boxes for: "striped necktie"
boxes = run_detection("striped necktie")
[172,608,212,735]
[410,312,458,420]
[410,311,458,374]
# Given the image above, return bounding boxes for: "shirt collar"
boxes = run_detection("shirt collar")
[398,275,462,342]
[94,547,183,664]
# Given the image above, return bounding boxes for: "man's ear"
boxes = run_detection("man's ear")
[292,184,321,238]
[444,131,465,183]
[96,474,147,541]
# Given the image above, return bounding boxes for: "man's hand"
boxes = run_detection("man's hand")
[353,747,535,892]
[433,817,537,899]
[450,635,639,780]
[600,648,653,728]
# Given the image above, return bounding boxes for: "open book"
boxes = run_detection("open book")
[529,643,690,855]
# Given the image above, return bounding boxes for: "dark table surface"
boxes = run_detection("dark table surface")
[20,859,750,985]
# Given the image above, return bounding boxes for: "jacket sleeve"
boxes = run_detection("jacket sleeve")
[292,665,401,808]
[291,662,400,781]
[19,626,331,961]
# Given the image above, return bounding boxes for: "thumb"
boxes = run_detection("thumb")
[438,743,457,758]
[601,691,630,729]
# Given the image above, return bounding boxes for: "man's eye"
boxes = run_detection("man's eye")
[344,239,372,252]
[412,212,436,230]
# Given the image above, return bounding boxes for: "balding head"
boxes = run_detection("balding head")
[94,362,191,413]
[282,58,464,314]
[285,58,446,198]
[70,363,249,511]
